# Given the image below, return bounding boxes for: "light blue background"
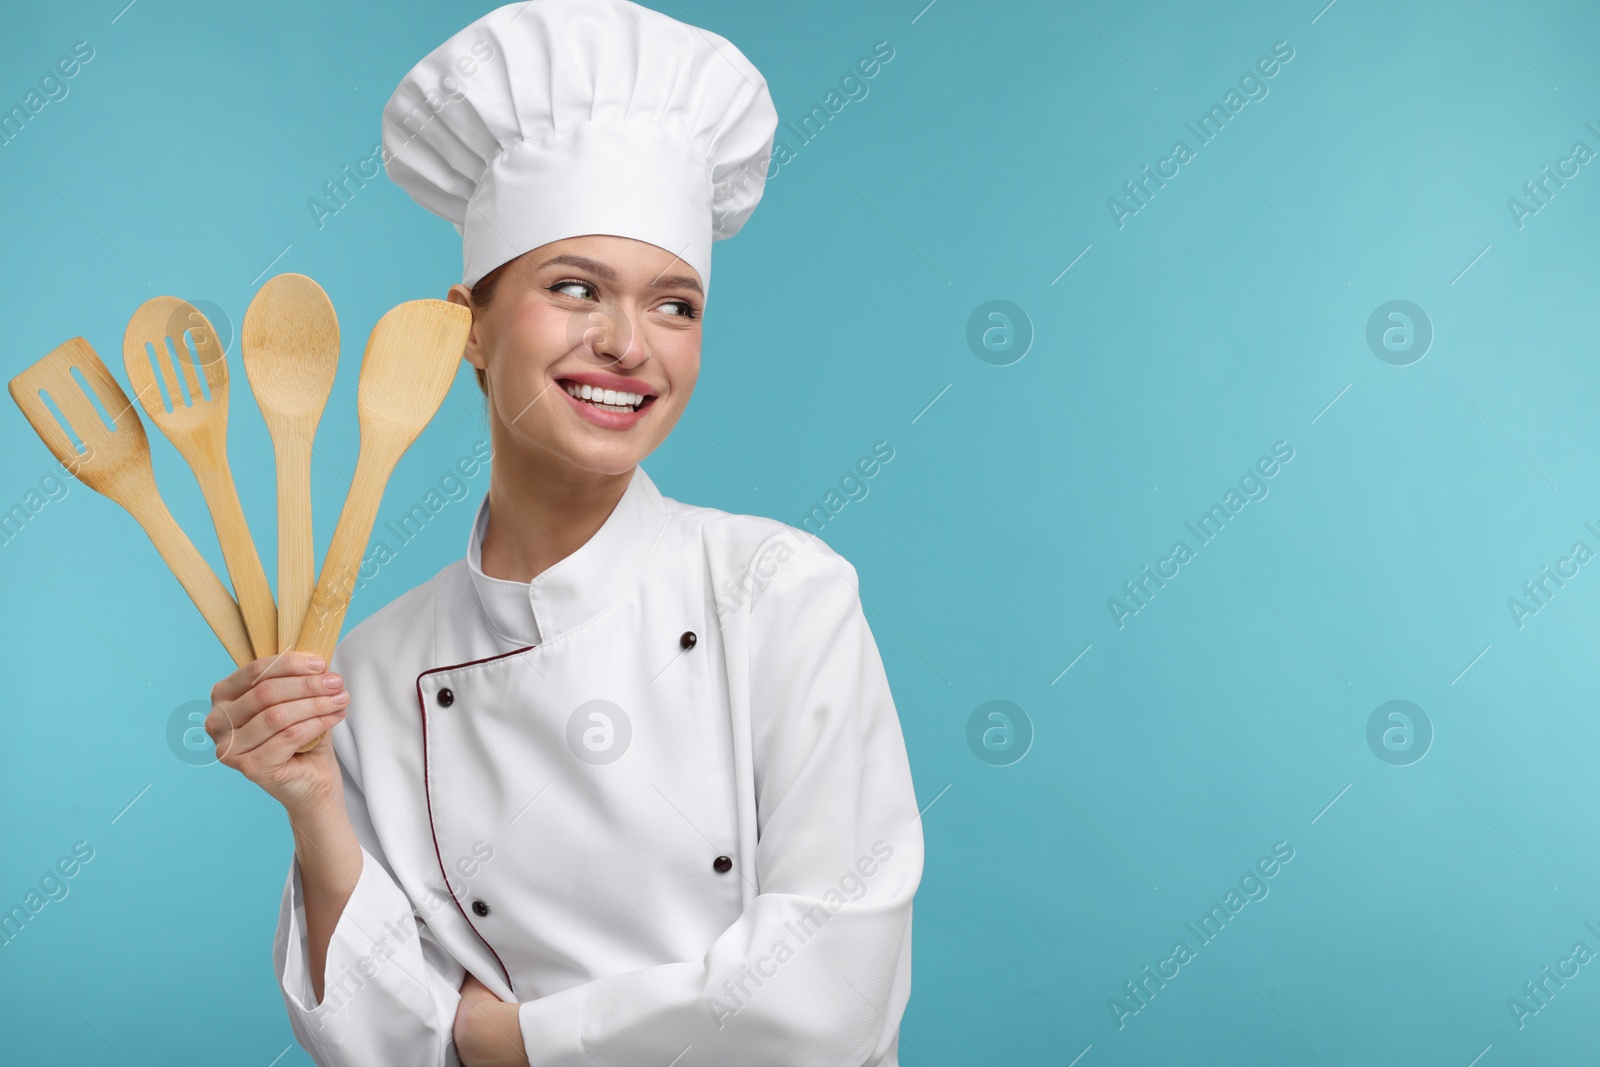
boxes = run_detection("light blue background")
[4,0,1599,1063]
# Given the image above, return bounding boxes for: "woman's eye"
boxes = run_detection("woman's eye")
[551,280,595,300]
[659,299,699,319]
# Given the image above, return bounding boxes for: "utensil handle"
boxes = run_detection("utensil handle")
[273,427,315,655]
[193,452,278,659]
[293,447,395,754]
[127,495,255,666]
[297,447,393,660]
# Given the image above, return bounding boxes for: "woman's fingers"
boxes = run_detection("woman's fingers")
[217,690,349,763]
[211,650,325,704]
[210,668,342,745]
[242,704,350,775]
[239,671,346,726]
[208,651,333,749]
[205,651,352,814]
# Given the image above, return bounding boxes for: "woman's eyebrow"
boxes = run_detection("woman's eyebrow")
[653,272,704,296]
[538,253,617,279]
[537,253,703,296]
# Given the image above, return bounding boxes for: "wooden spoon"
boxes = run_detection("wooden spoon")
[295,298,472,752]
[8,337,254,665]
[241,274,340,655]
[123,298,278,659]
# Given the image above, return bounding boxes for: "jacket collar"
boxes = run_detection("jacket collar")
[462,463,671,647]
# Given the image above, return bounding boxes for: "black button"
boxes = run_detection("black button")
[712,855,732,874]
[437,688,454,707]
[680,631,697,650]
[472,899,489,917]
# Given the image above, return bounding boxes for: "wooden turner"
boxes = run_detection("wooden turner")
[123,297,278,659]
[7,338,254,666]
[294,298,472,753]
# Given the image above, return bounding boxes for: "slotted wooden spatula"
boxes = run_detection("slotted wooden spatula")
[8,337,254,665]
[295,298,472,753]
[124,297,277,659]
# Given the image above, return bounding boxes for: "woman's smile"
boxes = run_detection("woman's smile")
[557,374,660,429]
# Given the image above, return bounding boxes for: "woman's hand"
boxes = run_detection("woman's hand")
[209,652,361,1005]
[206,651,350,818]
[454,971,527,1066]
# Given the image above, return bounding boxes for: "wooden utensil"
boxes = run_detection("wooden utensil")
[123,297,277,659]
[295,298,472,752]
[8,337,254,665]
[241,274,340,655]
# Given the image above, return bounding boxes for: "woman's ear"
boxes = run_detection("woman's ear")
[447,284,488,373]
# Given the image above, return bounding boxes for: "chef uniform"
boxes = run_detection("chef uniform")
[270,3,923,1065]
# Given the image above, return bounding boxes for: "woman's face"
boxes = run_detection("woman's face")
[449,234,703,479]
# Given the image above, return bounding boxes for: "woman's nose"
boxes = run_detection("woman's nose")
[578,303,650,367]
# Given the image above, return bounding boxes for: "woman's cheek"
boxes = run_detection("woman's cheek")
[661,331,701,392]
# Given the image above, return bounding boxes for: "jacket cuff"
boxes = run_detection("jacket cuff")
[275,842,456,1059]
[517,982,589,1066]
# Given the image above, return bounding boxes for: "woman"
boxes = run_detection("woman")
[205,3,923,1065]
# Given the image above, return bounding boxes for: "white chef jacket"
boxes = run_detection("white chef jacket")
[272,463,923,1066]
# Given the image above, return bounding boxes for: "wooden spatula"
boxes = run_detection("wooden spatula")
[123,298,277,659]
[295,298,472,752]
[8,337,255,666]
[240,274,340,655]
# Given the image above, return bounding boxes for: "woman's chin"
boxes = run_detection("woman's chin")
[569,450,648,477]
[504,433,652,478]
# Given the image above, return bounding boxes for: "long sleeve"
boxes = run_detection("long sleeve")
[516,534,924,1066]
[272,702,469,1066]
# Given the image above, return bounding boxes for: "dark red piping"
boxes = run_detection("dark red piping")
[415,645,534,993]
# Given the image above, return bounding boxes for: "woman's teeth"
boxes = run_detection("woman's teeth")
[563,381,645,413]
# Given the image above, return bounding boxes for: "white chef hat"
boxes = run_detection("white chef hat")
[380,0,778,300]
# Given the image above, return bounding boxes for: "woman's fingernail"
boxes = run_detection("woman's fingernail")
[307,657,326,673]
[323,673,343,690]
[332,690,350,705]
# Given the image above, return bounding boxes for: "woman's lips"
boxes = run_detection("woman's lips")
[558,381,654,429]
